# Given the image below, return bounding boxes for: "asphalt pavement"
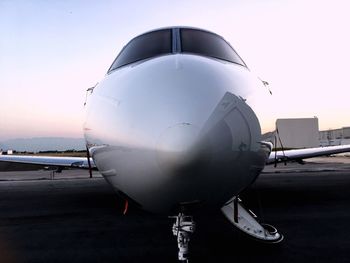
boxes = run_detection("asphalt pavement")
[0,158,350,263]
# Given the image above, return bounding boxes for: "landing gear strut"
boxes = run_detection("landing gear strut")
[170,213,196,262]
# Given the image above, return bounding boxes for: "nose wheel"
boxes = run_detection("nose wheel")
[170,213,196,262]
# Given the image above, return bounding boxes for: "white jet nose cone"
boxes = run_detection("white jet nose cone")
[156,123,200,169]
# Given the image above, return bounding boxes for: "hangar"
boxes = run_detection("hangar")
[263,118,320,149]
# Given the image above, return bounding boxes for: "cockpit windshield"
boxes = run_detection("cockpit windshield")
[109,29,172,71]
[108,27,245,72]
[180,28,245,66]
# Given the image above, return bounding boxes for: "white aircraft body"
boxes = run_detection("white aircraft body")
[2,27,350,262]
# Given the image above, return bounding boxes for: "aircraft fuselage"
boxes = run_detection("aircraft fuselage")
[83,28,269,213]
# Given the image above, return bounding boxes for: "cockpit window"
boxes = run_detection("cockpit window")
[108,28,246,73]
[109,29,172,71]
[180,28,245,66]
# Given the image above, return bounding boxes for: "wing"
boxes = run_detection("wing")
[266,144,350,165]
[0,155,96,169]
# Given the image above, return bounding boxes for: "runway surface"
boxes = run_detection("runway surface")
[1,158,350,263]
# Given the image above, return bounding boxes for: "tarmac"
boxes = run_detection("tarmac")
[1,157,350,263]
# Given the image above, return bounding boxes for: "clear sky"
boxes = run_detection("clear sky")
[1,0,349,140]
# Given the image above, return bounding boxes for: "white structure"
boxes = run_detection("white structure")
[262,118,319,149]
[0,149,14,155]
[275,118,319,148]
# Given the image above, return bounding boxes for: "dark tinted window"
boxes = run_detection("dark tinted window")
[181,29,245,66]
[109,29,172,71]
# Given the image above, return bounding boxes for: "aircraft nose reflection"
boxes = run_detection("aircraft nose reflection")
[155,97,255,172]
[154,91,263,204]
[156,123,208,170]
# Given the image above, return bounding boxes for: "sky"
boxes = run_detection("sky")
[1,0,349,140]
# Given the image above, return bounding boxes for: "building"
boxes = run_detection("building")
[0,149,14,155]
[263,117,320,149]
[319,127,350,146]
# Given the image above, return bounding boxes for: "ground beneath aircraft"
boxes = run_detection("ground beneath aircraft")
[0,158,350,263]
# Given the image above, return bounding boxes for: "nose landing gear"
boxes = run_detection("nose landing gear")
[170,213,196,262]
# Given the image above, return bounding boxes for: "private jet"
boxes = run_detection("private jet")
[2,27,350,262]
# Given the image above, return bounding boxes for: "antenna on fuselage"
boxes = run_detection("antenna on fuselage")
[259,77,272,95]
[84,83,98,106]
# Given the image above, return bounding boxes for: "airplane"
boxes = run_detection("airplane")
[1,26,350,262]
